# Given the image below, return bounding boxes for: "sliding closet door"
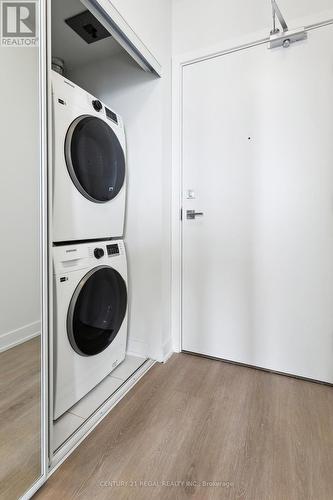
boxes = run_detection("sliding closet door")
[182,24,333,383]
[0,0,47,497]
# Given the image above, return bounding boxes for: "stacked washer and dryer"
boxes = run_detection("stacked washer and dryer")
[51,71,128,420]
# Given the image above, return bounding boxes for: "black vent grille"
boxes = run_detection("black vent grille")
[65,10,111,44]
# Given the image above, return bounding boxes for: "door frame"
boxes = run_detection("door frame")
[21,0,49,498]
[171,10,333,354]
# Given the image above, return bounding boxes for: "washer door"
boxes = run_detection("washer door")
[65,115,126,203]
[67,266,127,356]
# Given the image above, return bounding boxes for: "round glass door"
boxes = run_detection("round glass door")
[67,266,127,356]
[65,115,126,203]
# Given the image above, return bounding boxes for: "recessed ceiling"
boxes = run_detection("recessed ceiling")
[52,0,124,72]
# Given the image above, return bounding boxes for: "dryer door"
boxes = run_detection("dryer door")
[65,115,126,203]
[67,266,127,356]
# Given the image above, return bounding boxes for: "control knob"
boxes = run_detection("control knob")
[94,248,104,259]
[92,99,103,112]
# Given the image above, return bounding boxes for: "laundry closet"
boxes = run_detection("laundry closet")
[48,0,171,468]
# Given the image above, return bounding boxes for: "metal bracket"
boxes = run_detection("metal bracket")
[269,28,307,49]
[269,0,307,49]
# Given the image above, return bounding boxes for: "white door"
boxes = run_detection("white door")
[182,24,333,383]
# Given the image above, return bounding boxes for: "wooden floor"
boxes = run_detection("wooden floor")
[0,337,41,500]
[37,353,333,500]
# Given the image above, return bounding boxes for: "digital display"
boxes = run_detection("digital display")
[105,107,118,124]
[107,244,119,256]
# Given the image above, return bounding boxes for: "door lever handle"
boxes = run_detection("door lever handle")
[186,210,204,220]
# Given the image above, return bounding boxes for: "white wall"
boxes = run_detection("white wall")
[172,0,333,55]
[0,47,40,351]
[70,0,172,362]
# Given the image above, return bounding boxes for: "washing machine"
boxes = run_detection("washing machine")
[53,239,128,420]
[52,70,127,242]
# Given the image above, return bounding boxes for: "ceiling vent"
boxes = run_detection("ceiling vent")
[65,10,111,44]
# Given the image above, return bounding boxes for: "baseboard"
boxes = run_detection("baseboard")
[127,336,174,363]
[0,321,40,353]
[126,337,148,358]
[161,336,174,363]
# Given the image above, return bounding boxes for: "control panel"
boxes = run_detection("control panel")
[91,244,120,260]
[107,244,120,256]
[105,107,118,124]
[54,240,124,276]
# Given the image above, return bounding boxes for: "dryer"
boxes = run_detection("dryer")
[53,240,128,420]
[52,71,127,242]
